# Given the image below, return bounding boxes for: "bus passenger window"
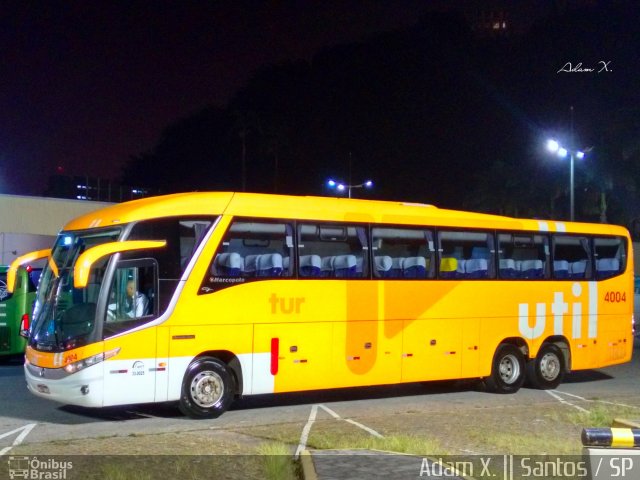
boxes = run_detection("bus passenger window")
[201,220,293,292]
[298,223,368,278]
[594,236,626,279]
[438,230,496,279]
[552,235,592,280]
[371,227,435,279]
[498,233,549,280]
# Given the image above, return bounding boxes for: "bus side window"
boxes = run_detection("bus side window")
[371,226,435,279]
[201,220,294,293]
[298,223,368,279]
[502,233,550,280]
[594,236,626,279]
[438,230,496,279]
[104,260,158,338]
[497,233,517,279]
[552,235,592,280]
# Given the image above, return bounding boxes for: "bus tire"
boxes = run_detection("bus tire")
[526,344,565,390]
[485,344,525,394]
[179,357,234,419]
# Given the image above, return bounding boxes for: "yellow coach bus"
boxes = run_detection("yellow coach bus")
[8,192,634,418]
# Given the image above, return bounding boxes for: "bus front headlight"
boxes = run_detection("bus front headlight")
[63,348,120,374]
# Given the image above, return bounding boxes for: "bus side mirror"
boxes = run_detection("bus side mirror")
[74,240,166,288]
[7,249,51,293]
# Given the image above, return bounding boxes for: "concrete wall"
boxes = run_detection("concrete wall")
[0,194,111,265]
[0,194,110,236]
[0,233,57,265]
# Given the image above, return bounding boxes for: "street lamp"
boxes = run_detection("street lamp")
[546,139,585,221]
[326,179,373,199]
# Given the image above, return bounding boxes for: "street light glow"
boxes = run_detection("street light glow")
[546,139,559,153]
[557,147,568,158]
[326,177,374,198]
[575,151,585,160]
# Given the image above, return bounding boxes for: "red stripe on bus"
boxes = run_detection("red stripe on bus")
[270,338,279,375]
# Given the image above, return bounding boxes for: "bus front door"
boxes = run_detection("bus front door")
[102,261,158,406]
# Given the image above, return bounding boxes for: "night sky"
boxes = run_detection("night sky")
[1,1,437,196]
[1,0,634,215]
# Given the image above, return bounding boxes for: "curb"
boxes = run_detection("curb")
[299,449,477,480]
[300,449,318,480]
[582,427,640,448]
[613,418,640,429]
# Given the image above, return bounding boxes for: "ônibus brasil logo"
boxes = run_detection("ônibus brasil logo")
[7,456,73,479]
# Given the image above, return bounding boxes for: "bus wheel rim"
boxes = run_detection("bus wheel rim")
[539,353,560,381]
[190,370,224,408]
[498,353,520,384]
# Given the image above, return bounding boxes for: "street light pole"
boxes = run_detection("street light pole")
[569,151,575,221]
[569,105,574,222]
[546,139,585,222]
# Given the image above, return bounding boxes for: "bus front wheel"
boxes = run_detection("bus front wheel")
[179,357,234,419]
[485,344,525,394]
[526,344,565,390]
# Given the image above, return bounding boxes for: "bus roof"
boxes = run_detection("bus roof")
[62,191,629,237]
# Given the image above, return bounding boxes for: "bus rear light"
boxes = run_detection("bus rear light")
[19,314,30,338]
[63,347,121,374]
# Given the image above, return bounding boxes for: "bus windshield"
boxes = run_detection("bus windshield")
[30,228,122,352]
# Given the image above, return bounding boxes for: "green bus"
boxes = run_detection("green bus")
[0,265,41,357]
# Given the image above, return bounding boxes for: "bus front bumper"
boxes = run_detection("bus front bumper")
[24,362,104,408]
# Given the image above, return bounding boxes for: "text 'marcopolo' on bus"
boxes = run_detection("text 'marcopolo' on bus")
[8,192,634,418]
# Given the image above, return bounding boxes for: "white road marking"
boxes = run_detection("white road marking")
[0,424,37,456]
[546,390,589,413]
[294,404,318,460]
[344,418,384,438]
[317,404,340,419]
[319,404,384,438]
[294,404,385,459]
[552,390,640,410]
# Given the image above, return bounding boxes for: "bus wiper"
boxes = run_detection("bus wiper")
[53,310,63,348]
[52,278,64,348]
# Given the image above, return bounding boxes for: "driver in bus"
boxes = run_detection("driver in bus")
[107,280,149,320]
[124,280,149,318]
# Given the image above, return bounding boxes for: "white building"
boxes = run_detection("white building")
[0,194,111,264]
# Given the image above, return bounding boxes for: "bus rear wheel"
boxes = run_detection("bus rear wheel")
[485,344,525,394]
[179,357,234,419]
[526,344,565,390]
